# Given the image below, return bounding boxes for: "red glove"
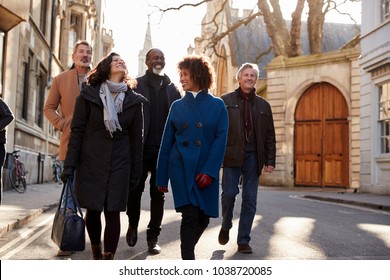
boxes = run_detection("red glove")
[157,186,168,193]
[195,173,212,189]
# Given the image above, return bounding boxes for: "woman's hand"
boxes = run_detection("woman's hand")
[195,173,212,189]
[157,186,168,193]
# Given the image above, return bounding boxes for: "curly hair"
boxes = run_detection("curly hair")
[87,52,137,88]
[177,54,215,91]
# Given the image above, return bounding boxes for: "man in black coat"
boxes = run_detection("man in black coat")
[218,63,276,254]
[126,48,181,254]
[0,98,14,205]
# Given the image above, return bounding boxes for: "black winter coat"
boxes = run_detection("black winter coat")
[0,98,14,144]
[136,71,181,141]
[64,85,146,211]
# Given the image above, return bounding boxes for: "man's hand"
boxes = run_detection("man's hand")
[129,178,140,192]
[195,173,212,189]
[264,165,275,173]
[157,186,168,193]
[61,167,75,184]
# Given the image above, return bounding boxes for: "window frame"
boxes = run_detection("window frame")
[378,81,390,154]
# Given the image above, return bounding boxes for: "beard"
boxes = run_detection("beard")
[152,66,164,76]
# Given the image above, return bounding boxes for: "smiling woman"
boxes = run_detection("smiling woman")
[62,51,147,260]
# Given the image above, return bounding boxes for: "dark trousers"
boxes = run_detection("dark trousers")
[126,147,165,242]
[178,204,210,260]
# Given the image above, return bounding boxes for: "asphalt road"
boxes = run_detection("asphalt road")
[1,189,389,261]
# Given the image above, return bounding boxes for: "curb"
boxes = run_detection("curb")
[303,195,390,212]
[0,202,58,237]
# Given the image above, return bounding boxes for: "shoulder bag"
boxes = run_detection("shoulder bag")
[51,177,85,251]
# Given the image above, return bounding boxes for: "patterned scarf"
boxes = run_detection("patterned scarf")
[238,88,256,143]
[99,80,127,137]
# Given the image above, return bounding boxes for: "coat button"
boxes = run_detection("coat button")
[196,122,202,128]
[194,140,201,146]
[183,141,189,147]
[182,123,189,129]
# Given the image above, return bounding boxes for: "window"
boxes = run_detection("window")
[383,0,390,21]
[40,0,48,35]
[68,12,82,67]
[22,53,32,120]
[35,67,46,127]
[379,81,390,153]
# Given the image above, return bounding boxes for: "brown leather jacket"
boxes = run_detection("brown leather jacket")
[221,90,276,175]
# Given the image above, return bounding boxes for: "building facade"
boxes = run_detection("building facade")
[265,49,361,190]
[0,0,113,188]
[194,0,362,191]
[359,0,390,194]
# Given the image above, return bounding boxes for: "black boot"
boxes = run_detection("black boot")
[91,243,102,260]
[126,225,138,247]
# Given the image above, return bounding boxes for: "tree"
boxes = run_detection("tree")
[154,0,360,58]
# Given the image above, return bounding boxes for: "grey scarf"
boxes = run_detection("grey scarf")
[99,80,127,137]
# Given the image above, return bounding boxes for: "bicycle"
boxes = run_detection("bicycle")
[8,150,27,193]
[51,153,62,184]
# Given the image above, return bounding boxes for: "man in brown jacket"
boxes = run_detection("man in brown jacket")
[44,40,92,257]
[44,40,92,161]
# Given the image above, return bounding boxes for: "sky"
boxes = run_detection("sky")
[104,0,362,85]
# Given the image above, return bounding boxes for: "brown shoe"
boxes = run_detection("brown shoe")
[91,243,102,260]
[237,244,253,254]
[56,249,73,257]
[102,252,115,260]
[218,227,229,245]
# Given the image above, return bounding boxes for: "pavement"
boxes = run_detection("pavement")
[1,182,390,238]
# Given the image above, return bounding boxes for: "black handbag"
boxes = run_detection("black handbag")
[51,177,85,251]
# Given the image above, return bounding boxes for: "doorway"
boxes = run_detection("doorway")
[294,82,349,187]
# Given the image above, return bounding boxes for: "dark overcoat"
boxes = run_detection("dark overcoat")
[156,91,228,218]
[64,84,146,211]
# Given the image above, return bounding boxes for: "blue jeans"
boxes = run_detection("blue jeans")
[221,152,259,245]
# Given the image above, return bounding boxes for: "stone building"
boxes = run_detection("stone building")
[194,0,361,191]
[359,0,390,195]
[0,0,113,187]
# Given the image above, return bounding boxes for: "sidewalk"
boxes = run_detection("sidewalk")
[0,182,389,237]
[0,182,63,237]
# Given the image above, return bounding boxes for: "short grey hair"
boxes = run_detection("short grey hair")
[73,40,92,54]
[236,63,259,80]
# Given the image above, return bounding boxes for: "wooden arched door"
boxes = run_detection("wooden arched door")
[294,82,349,187]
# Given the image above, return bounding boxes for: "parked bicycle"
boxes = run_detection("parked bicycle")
[8,150,27,193]
[51,153,62,184]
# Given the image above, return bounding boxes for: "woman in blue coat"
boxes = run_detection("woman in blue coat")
[156,55,228,259]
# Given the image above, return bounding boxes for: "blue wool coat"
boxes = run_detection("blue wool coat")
[156,91,228,218]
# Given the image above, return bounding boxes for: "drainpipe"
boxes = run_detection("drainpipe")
[47,0,56,88]
[44,0,56,183]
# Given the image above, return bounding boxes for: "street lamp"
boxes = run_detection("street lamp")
[187,44,195,55]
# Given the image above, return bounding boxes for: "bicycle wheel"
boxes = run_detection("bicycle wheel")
[9,165,27,193]
[54,165,62,183]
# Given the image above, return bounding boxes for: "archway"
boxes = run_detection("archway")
[294,82,349,187]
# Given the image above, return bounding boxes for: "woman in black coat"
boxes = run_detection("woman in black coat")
[62,52,146,260]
